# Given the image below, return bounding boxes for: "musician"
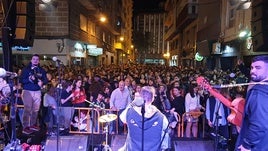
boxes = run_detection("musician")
[154,84,178,148]
[119,86,169,151]
[20,54,48,135]
[235,55,268,151]
[205,93,229,140]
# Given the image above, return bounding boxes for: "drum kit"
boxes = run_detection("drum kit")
[0,78,11,105]
[98,113,117,151]
[0,79,11,123]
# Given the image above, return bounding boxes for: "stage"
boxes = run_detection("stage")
[0,123,229,151]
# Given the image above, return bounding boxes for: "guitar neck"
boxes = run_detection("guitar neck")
[208,88,231,108]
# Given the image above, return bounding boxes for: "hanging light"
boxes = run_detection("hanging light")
[41,0,52,4]
[39,0,57,11]
[237,1,251,10]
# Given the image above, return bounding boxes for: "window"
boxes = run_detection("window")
[80,14,87,32]
[102,32,105,42]
[226,1,237,28]
[88,20,95,36]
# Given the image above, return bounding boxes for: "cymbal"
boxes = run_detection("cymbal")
[99,114,117,123]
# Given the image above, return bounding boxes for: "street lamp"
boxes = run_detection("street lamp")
[100,16,107,23]
[163,52,170,65]
[239,29,251,39]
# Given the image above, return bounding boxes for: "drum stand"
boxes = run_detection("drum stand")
[98,113,117,151]
[102,123,112,151]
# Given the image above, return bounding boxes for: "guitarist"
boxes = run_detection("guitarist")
[235,55,268,151]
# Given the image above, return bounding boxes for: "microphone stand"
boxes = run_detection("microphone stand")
[90,104,94,151]
[141,102,145,151]
[214,102,222,151]
[55,60,63,151]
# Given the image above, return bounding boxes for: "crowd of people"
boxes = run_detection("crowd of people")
[1,54,268,151]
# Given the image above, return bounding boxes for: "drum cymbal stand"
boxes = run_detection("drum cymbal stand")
[102,123,112,151]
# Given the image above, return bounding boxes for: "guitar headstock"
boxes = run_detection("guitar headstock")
[196,76,212,90]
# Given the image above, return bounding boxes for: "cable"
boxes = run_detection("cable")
[0,0,15,29]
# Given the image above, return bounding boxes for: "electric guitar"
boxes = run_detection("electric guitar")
[196,76,245,131]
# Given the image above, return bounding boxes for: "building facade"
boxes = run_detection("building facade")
[164,0,198,67]
[0,0,133,67]
[133,12,166,64]
[164,0,268,69]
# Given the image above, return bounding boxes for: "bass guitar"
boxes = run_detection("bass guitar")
[196,76,245,131]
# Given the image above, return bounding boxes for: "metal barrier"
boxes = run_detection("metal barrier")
[14,105,121,135]
[69,108,119,134]
[177,114,181,137]
[181,112,205,138]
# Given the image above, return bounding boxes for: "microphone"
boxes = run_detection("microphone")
[0,68,18,78]
[52,56,62,63]
[129,97,144,107]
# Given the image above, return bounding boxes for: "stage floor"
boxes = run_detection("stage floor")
[0,126,222,151]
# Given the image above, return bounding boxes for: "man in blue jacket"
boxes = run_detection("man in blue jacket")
[236,55,268,151]
[20,54,48,135]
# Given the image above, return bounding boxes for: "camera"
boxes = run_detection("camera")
[30,66,43,83]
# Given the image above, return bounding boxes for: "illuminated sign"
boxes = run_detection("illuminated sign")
[114,42,123,49]
[88,48,103,56]
[195,52,203,61]
[0,43,30,51]
[87,45,97,49]
[13,46,31,51]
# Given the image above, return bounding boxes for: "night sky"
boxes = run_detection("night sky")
[133,0,166,14]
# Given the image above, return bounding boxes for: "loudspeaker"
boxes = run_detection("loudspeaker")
[88,134,110,145]
[13,0,35,46]
[172,139,214,151]
[44,135,89,151]
[251,1,268,52]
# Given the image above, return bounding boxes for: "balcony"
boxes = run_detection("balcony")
[164,2,198,41]
[176,3,197,31]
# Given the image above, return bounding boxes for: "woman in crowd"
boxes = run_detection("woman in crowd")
[185,84,204,138]
[69,78,86,107]
[170,86,185,119]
